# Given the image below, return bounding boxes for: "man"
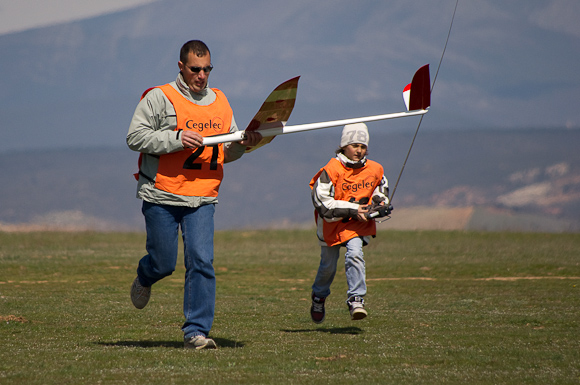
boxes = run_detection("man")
[126,40,261,350]
[309,123,389,323]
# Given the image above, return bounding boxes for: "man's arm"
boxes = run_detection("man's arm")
[223,119,262,163]
[126,88,184,155]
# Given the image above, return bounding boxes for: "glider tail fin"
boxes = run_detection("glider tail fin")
[403,64,430,111]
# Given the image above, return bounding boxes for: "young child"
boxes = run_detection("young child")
[309,123,389,323]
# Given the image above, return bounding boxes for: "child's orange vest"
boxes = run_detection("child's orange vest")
[310,158,384,246]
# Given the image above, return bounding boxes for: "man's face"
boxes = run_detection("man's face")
[178,51,211,94]
[343,143,367,162]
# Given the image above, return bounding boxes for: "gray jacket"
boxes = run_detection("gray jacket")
[126,74,247,207]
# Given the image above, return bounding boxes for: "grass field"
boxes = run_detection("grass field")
[1,230,579,384]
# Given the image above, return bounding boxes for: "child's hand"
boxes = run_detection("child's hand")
[357,206,370,222]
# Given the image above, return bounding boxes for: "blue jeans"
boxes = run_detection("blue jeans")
[312,236,366,300]
[137,201,216,339]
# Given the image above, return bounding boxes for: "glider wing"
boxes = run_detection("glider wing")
[202,65,429,147]
[242,76,300,153]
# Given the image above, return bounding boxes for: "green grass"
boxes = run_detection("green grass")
[0,230,579,384]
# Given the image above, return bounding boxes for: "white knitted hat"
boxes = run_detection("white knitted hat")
[340,123,369,148]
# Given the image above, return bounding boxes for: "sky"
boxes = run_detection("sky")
[0,0,157,35]
[2,0,577,38]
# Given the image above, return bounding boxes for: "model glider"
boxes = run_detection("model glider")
[202,64,430,149]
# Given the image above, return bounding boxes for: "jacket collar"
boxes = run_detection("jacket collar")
[336,152,367,169]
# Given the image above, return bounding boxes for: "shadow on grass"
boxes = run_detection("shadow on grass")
[281,326,363,335]
[97,337,245,349]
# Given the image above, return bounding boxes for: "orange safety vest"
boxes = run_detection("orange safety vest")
[145,84,232,197]
[310,157,384,246]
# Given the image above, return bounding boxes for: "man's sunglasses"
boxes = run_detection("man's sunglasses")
[187,65,213,73]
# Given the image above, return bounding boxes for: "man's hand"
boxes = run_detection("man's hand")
[239,131,263,147]
[182,130,262,149]
[181,131,204,149]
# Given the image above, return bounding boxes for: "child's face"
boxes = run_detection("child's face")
[343,143,367,162]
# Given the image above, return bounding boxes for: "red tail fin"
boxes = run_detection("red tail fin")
[403,64,430,111]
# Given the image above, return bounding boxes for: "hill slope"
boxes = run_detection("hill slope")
[1,128,579,232]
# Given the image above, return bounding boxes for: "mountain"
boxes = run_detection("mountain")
[1,128,579,232]
[1,1,579,232]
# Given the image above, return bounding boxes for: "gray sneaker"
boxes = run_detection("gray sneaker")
[130,277,151,309]
[184,335,217,350]
[347,296,368,320]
